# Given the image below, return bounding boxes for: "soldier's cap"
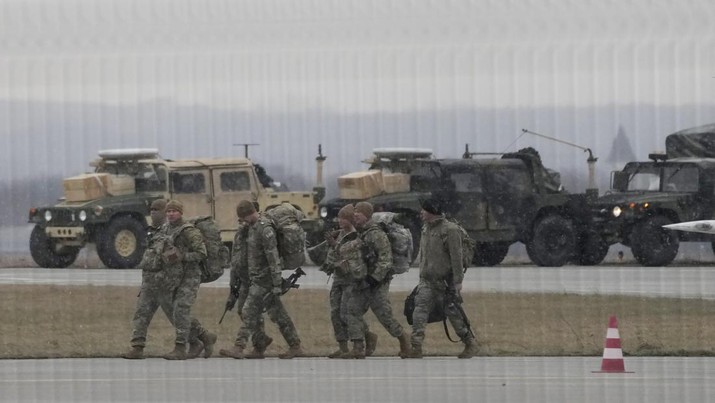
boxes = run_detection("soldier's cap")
[150,199,167,211]
[236,199,257,218]
[165,199,184,214]
[420,197,442,215]
[337,204,354,220]
[354,201,373,219]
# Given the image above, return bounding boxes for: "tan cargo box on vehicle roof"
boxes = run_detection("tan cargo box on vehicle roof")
[63,173,135,202]
[382,173,410,193]
[338,170,384,199]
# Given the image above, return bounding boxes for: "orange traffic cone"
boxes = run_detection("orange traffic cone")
[593,315,633,373]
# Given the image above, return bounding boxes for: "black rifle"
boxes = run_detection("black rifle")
[219,281,241,324]
[262,267,307,305]
[443,285,476,342]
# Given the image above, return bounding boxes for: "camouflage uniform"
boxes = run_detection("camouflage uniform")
[348,220,404,340]
[322,229,364,345]
[155,218,207,346]
[410,217,475,351]
[233,216,301,352]
[129,220,209,350]
[229,222,271,350]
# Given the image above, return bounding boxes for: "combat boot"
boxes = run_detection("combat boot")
[458,338,478,359]
[219,345,245,359]
[245,336,273,359]
[365,332,378,356]
[163,343,187,360]
[278,344,305,359]
[344,340,365,359]
[401,344,422,359]
[122,346,144,360]
[199,331,218,358]
[328,341,349,359]
[187,340,204,359]
[397,332,411,358]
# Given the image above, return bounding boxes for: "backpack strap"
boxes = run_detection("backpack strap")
[169,223,194,244]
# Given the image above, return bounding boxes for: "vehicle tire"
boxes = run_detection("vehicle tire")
[630,215,679,267]
[96,216,147,269]
[29,225,80,268]
[526,215,576,267]
[576,230,609,266]
[473,242,510,266]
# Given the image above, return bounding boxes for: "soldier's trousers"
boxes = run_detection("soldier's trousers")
[346,279,403,340]
[130,275,205,347]
[329,282,352,342]
[235,282,270,348]
[234,284,300,348]
[410,279,474,347]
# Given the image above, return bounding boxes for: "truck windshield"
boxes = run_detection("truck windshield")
[626,165,698,192]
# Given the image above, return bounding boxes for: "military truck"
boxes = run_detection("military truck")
[591,123,715,266]
[314,147,604,267]
[28,148,324,269]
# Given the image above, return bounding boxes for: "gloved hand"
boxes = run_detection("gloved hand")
[162,246,182,264]
[365,275,380,289]
[272,286,283,296]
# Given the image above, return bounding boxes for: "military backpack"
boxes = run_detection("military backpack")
[186,216,230,283]
[371,212,413,274]
[264,203,306,270]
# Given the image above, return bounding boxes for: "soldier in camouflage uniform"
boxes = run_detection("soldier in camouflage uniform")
[123,199,216,360]
[220,200,304,359]
[347,202,410,358]
[225,205,273,359]
[320,204,375,358]
[403,198,477,359]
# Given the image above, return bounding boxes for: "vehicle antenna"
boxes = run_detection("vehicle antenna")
[232,143,260,158]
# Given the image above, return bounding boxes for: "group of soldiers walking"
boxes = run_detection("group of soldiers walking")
[122,195,477,360]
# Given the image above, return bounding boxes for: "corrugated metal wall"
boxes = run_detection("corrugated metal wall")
[1,0,714,250]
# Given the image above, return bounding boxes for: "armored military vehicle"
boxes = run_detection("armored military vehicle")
[314,147,603,267]
[591,123,715,266]
[28,148,324,268]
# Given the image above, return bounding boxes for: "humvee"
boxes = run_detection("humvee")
[315,147,603,267]
[28,148,324,268]
[591,123,715,266]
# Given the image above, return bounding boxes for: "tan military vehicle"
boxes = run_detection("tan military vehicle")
[28,148,325,268]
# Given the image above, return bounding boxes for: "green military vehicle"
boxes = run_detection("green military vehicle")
[591,123,715,266]
[28,148,324,269]
[314,147,604,267]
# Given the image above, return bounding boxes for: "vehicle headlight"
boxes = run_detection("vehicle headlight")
[79,210,87,221]
[93,206,104,216]
[612,206,622,218]
[44,211,52,221]
[319,207,328,218]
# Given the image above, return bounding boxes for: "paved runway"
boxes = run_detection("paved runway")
[1,357,713,403]
[2,264,715,298]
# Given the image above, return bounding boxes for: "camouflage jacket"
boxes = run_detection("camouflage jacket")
[419,217,464,286]
[324,229,365,284]
[159,219,208,288]
[358,220,392,283]
[230,222,250,287]
[246,216,283,289]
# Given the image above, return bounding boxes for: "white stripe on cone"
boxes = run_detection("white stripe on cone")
[607,328,620,339]
[603,348,623,359]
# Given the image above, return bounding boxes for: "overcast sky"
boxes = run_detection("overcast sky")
[1,0,714,193]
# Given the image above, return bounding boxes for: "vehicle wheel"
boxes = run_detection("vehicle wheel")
[576,230,609,266]
[526,215,576,267]
[630,215,679,266]
[29,225,80,268]
[473,242,510,266]
[96,216,147,269]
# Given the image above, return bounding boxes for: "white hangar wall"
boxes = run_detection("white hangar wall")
[1,0,714,227]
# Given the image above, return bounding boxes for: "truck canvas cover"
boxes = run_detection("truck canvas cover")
[665,123,715,158]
